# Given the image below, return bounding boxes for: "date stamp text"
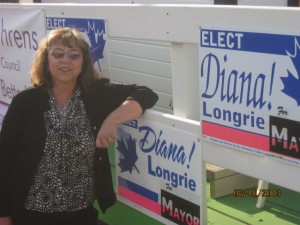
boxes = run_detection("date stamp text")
[233,188,281,197]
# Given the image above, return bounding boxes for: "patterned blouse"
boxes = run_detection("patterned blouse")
[25,88,96,212]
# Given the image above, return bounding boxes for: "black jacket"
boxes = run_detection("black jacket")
[0,79,158,225]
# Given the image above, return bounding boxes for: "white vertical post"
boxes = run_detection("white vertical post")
[171,42,207,224]
[256,180,270,208]
[171,42,200,121]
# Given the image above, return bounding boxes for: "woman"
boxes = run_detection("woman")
[0,28,158,225]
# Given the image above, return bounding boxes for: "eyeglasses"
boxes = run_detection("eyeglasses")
[49,49,82,61]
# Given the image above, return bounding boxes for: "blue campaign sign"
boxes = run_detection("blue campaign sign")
[46,17,110,78]
[199,28,300,167]
[116,110,203,225]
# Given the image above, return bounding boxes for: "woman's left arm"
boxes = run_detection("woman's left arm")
[96,99,143,148]
[95,82,159,148]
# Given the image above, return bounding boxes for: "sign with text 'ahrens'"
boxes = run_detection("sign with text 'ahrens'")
[0,8,45,129]
[199,28,300,167]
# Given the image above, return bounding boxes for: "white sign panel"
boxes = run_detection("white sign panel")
[0,8,45,127]
[200,27,300,167]
[116,111,202,225]
[46,17,110,79]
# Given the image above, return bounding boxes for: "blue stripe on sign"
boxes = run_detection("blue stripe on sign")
[118,176,159,202]
[200,29,299,55]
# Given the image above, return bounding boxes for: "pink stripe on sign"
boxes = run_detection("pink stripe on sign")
[118,185,161,215]
[0,100,10,107]
[202,121,269,151]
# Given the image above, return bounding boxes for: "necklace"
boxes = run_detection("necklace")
[57,100,70,124]
[50,88,78,125]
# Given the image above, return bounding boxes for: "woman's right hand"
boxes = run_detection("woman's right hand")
[0,217,13,225]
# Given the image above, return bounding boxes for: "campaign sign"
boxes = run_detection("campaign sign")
[0,8,45,129]
[116,111,202,225]
[46,17,110,79]
[199,28,300,166]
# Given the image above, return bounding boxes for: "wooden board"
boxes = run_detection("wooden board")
[206,163,258,199]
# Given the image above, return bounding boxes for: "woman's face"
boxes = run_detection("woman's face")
[48,40,83,88]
